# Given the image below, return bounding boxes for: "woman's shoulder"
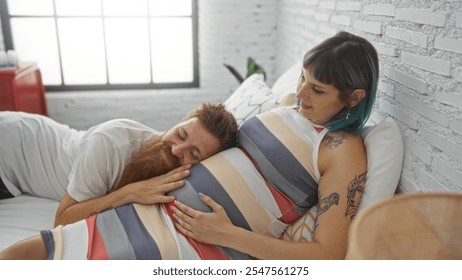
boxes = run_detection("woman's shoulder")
[318,131,366,173]
[322,130,364,151]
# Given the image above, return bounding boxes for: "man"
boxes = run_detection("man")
[0,103,238,226]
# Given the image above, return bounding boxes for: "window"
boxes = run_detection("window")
[0,0,198,91]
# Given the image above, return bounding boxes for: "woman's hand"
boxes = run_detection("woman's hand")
[121,165,191,205]
[173,194,233,245]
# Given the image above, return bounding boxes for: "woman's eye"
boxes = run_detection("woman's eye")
[312,86,323,94]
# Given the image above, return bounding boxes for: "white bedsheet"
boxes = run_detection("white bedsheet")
[0,195,58,251]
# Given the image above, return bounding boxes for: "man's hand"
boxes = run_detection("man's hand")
[121,165,191,204]
[54,165,191,227]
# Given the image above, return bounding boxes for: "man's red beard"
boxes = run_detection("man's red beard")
[114,136,181,191]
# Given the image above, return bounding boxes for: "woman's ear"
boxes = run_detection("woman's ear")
[349,89,366,107]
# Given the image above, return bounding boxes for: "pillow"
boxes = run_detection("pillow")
[271,61,302,98]
[224,73,279,126]
[282,117,404,241]
[358,117,404,211]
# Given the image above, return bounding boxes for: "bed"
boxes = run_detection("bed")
[0,63,405,255]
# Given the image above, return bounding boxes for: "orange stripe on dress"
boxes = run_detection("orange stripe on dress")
[85,215,109,260]
[162,202,229,260]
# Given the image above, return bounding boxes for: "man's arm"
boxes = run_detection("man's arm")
[54,165,190,226]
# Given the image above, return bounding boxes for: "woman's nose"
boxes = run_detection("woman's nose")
[296,85,308,100]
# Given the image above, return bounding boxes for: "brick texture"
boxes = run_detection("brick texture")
[275,0,462,194]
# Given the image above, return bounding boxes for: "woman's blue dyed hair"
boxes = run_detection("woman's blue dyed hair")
[302,31,379,132]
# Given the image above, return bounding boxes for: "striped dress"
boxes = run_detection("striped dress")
[41,107,329,260]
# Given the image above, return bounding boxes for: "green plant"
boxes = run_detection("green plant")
[223,57,266,84]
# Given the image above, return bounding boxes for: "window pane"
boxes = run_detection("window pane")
[103,0,147,16]
[149,0,192,16]
[57,18,107,85]
[55,0,102,16]
[7,0,53,16]
[150,18,193,83]
[105,18,151,84]
[10,18,62,85]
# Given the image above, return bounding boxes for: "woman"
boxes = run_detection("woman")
[0,31,378,260]
[172,31,378,259]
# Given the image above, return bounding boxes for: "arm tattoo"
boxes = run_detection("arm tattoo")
[324,134,346,150]
[345,172,367,220]
[317,193,339,217]
[314,192,339,230]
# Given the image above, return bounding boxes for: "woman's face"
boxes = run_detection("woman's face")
[296,68,346,125]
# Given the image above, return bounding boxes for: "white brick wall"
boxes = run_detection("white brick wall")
[400,51,451,76]
[363,4,395,17]
[353,19,383,34]
[385,27,429,48]
[382,65,428,94]
[275,0,462,194]
[434,36,462,54]
[395,8,447,27]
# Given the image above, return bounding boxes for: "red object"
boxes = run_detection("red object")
[162,202,229,260]
[0,63,47,116]
[85,215,110,260]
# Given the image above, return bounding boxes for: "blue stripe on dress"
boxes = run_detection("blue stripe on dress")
[239,117,318,212]
[168,181,212,213]
[169,177,253,260]
[187,163,251,231]
[95,208,137,260]
[40,230,54,260]
[114,204,162,260]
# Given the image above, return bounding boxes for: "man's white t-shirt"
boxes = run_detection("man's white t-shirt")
[0,112,159,201]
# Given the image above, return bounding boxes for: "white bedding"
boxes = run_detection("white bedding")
[0,195,58,251]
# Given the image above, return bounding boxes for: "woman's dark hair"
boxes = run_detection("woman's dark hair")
[303,31,379,132]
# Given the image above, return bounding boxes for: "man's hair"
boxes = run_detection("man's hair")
[183,102,238,150]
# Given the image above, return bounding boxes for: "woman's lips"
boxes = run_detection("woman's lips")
[300,102,312,110]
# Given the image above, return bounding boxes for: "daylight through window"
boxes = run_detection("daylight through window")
[0,0,198,90]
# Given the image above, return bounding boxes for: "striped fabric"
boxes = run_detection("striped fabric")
[43,107,328,260]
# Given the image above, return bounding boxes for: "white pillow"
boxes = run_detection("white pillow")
[359,117,404,211]
[282,117,404,241]
[224,74,279,126]
[271,62,301,98]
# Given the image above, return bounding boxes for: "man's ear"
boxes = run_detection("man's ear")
[349,89,366,107]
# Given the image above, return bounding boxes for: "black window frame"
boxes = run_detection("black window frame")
[0,0,199,92]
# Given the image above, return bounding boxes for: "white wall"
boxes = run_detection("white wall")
[0,0,278,131]
[274,0,462,194]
